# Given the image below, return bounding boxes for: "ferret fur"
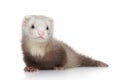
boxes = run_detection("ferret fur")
[21,15,108,71]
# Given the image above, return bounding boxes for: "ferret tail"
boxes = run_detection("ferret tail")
[79,56,108,67]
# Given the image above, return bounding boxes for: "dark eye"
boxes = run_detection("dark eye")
[46,26,49,30]
[31,25,35,29]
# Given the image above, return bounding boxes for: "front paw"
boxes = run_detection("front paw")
[24,66,39,72]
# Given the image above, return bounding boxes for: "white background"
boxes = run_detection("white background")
[0,0,120,80]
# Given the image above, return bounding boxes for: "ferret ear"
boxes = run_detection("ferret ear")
[48,18,54,26]
[49,18,54,23]
[22,15,31,25]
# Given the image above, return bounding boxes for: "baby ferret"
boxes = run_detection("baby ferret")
[21,15,108,72]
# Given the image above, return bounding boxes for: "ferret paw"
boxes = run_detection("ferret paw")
[54,67,64,70]
[24,66,39,72]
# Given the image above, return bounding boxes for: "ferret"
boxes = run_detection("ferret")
[21,15,108,72]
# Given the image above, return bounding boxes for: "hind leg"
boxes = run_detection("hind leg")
[54,66,64,70]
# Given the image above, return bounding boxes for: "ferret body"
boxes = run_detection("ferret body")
[22,15,108,72]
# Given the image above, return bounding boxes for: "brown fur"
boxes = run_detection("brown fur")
[79,55,108,67]
[22,38,108,71]
[22,39,67,70]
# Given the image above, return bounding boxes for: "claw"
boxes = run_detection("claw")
[24,66,39,72]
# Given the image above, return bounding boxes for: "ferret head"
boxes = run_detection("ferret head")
[22,15,53,43]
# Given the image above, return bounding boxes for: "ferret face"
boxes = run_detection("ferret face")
[22,15,53,43]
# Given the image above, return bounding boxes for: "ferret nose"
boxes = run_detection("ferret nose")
[38,31,45,36]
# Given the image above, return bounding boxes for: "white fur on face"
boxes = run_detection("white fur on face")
[22,15,53,43]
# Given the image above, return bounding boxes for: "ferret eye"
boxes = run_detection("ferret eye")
[46,26,49,30]
[31,25,35,29]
